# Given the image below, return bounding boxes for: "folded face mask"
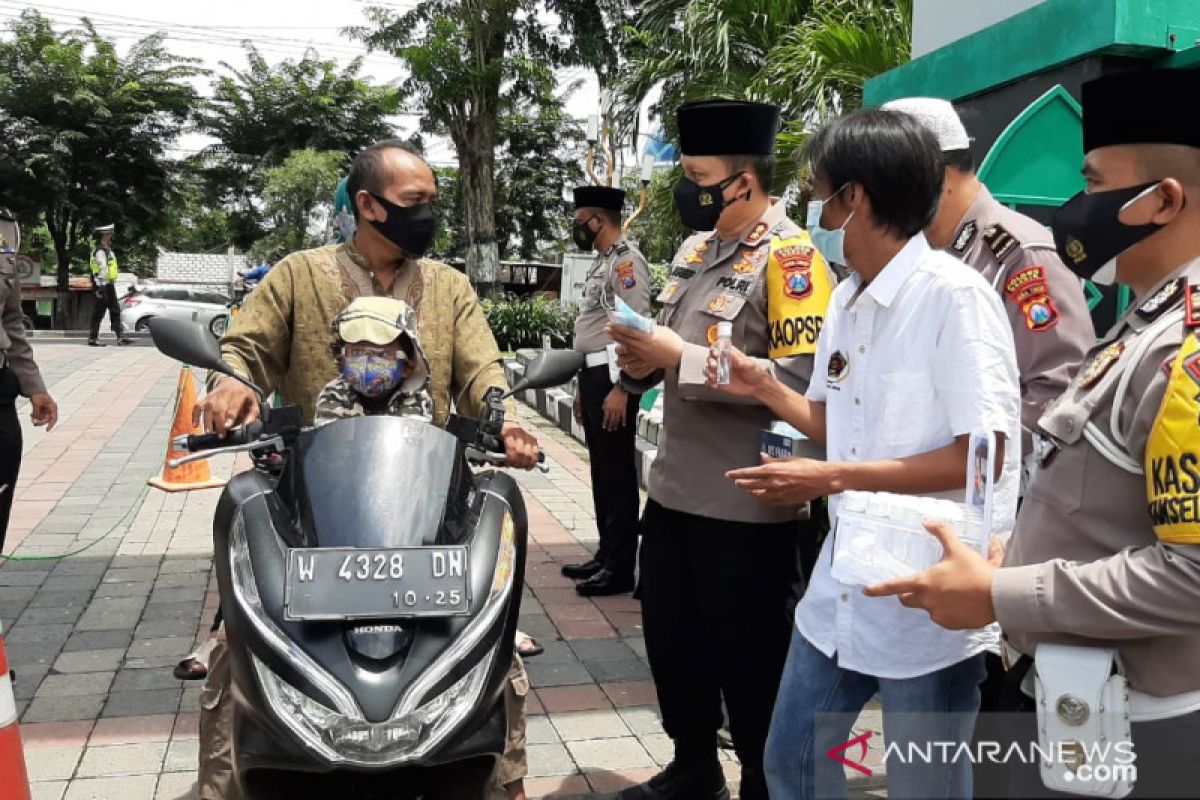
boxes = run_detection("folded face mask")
[608,296,655,333]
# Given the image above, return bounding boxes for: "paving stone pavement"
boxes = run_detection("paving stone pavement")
[3,344,886,799]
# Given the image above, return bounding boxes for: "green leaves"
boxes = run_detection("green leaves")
[482,293,576,351]
[0,9,203,285]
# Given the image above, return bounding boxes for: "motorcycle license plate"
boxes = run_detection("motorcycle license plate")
[283,546,470,621]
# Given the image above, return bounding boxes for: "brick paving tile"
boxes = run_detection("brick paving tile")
[524,775,592,798]
[600,681,659,708]
[585,767,660,792]
[535,684,612,714]
[20,721,95,750]
[89,715,176,745]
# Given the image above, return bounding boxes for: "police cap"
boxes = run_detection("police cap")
[676,99,780,156]
[1082,69,1200,154]
[573,186,625,212]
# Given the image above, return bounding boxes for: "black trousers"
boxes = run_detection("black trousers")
[639,499,801,773]
[578,365,641,575]
[0,367,22,553]
[89,283,123,338]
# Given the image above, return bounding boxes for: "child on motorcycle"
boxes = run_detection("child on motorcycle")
[316,296,533,800]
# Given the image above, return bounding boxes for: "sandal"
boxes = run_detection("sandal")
[173,658,208,681]
[515,631,544,659]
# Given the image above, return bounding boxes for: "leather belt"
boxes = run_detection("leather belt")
[583,350,609,369]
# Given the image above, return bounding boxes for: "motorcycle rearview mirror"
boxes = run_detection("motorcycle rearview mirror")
[503,349,585,398]
[148,317,266,399]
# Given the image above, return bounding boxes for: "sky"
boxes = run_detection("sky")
[0,0,622,167]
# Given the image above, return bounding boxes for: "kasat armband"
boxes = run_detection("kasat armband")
[1145,331,1200,543]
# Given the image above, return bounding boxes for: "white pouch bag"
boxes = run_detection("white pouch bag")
[1034,643,1134,798]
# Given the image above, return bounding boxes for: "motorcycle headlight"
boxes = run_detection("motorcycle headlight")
[252,644,496,765]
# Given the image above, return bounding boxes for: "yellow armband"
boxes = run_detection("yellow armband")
[766,234,833,359]
[1146,332,1200,543]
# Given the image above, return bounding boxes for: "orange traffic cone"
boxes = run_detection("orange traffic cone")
[148,367,228,492]
[0,621,32,800]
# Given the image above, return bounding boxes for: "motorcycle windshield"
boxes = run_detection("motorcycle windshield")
[295,416,457,548]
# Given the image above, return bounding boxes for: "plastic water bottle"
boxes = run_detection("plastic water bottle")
[715,321,733,385]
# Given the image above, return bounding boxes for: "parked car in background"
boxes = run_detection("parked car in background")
[120,286,231,336]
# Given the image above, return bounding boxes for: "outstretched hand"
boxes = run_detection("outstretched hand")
[862,519,998,630]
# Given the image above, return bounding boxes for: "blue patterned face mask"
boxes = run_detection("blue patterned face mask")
[810,183,854,267]
[341,349,407,398]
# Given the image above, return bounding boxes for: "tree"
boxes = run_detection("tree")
[249,148,344,262]
[196,44,400,248]
[618,0,912,250]
[0,10,201,299]
[493,67,585,262]
[352,0,620,296]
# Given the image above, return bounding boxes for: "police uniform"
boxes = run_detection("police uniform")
[567,185,651,592]
[88,224,127,345]
[988,71,1200,798]
[0,209,47,551]
[622,100,835,799]
[947,185,1094,456]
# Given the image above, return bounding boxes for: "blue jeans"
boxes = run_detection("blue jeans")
[764,629,985,800]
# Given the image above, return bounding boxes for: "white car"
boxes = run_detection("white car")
[120,286,231,336]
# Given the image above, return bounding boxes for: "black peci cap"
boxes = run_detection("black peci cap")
[573,185,626,212]
[676,99,781,156]
[1082,69,1200,154]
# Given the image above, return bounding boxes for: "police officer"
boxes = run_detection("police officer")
[608,100,835,800]
[866,69,1200,799]
[1,208,58,552]
[88,223,130,347]
[560,185,651,597]
[886,97,1095,463]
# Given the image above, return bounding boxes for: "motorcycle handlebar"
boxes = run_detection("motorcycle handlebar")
[176,421,264,452]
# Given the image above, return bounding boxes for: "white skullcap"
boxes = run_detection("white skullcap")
[882,97,971,152]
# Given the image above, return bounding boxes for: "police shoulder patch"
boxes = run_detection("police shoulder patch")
[982,223,1020,264]
[1145,332,1200,544]
[1184,281,1200,329]
[1004,266,1058,332]
[615,260,636,289]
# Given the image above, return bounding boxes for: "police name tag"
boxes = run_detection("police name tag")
[284,546,470,621]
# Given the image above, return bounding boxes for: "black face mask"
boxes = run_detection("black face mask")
[572,216,599,252]
[368,192,438,259]
[1052,182,1167,282]
[673,172,747,231]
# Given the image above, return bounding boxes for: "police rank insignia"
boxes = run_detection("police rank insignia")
[707,294,728,314]
[1078,341,1125,388]
[658,280,680,303]
[1184,281,1200,329]
[982,224,1020,262]
[685,241,709,264]
[1004,266,1058,332]
[746,222,769,243]
[775,244,815,301]
[951,220,978,254]
[615,260,637,289]
[1137,277,1183,321]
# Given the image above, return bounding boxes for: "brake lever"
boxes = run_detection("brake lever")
[465,446,550,473]
[168,435,284,469]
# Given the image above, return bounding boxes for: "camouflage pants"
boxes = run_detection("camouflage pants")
[197,641,528,796]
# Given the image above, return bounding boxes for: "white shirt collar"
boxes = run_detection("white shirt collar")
[852,234,931,309]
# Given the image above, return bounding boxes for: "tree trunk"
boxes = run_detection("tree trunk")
[456,126,502,298]
[46,209,73,328]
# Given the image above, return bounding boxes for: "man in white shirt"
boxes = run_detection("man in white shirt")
[705,108,1021,799]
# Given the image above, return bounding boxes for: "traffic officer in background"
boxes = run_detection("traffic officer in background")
[1,208,58,552]
[560,185,651,596]
[866,69,1200,799]
[88,223,130,347]
[608,99,835,800]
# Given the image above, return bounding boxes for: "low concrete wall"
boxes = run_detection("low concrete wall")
[505,351,662,491]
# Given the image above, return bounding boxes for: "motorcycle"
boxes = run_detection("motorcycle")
[148,318,582,798]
